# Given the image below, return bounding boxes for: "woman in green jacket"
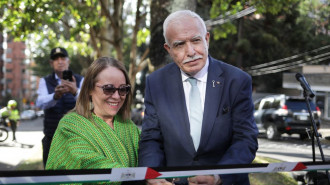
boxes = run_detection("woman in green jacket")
[46,57,140,185]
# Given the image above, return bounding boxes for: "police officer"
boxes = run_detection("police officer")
[0,100,20,141]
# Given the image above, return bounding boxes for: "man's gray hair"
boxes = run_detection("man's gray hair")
[163,10,207,45]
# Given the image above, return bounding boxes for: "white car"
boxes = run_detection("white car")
[36,110,44,117]
[20,110,37,120]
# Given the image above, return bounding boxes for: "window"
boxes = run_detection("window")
[254,100,261,110]
[22,79,28,84]
[6,58,12,62]
[262,98,274,109]
[272,99,281,109]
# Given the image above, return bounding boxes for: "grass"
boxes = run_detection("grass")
[16,159,43,170]
[15,144,44,170]
[250,156,298,185]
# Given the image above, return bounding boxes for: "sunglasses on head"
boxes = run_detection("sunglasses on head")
[96,84,131,96]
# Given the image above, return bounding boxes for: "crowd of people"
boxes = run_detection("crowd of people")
[8,9,259,185]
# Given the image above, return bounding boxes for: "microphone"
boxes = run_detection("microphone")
[295,73,315,98]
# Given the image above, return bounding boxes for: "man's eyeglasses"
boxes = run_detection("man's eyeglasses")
[96,84,131,96]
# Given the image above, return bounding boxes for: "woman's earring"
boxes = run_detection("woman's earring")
[89,97,93,110]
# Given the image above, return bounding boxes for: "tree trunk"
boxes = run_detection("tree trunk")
[98,0,124,61]
[100,20,113,58]
[149,0,197,70]
[236,18,243,68]
[128,0,143,92]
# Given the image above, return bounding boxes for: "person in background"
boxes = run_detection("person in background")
[46,57,140,185]
[0,100,20,141]
[138,10,258,185]
[36,47,84,167]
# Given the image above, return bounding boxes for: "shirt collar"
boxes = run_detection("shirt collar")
[54,73,60,81]
[181,57,209,83]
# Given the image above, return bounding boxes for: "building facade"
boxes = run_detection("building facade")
[0,34,4,104]
[1,34,38,109]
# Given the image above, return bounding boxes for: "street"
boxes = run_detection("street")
[0,117,43,170]
[257,135,330,162]
[1,117,330,171]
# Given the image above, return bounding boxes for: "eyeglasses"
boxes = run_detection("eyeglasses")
[96,84,131,96]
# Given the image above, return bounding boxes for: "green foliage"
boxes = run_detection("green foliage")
[209,0,300,39]
[236,38,251,53]
[28,33,93,77]
[137,28,150,47]
[1,0,149,79]
[208,0,330,92]
[0,0,98,77]
[210,0,246,39]
[212,23,237,40]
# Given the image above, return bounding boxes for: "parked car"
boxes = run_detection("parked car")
[36,110,44,117]
[20,110,37,120]
[254,94,321,140]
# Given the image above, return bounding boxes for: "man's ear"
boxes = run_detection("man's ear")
[205,32,210,47]
[164,43,170,53]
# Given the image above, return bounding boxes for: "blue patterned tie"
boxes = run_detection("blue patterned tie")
[187,77,203,151]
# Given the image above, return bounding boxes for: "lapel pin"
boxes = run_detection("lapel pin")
[212,80,221,87]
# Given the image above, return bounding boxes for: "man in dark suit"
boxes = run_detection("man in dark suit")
[138,10,258,185]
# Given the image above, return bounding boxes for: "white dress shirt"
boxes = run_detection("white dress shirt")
[36,73,84,110]
[181,58,209,119]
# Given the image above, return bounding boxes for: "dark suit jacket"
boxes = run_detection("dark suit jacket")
[138,56,258,185]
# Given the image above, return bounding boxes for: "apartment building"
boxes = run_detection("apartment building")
[1,34,38,109]
[0,34,4,104]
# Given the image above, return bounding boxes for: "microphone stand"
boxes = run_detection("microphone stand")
[303,90,330,184]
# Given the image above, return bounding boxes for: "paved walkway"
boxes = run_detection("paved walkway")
[320,118,330,140]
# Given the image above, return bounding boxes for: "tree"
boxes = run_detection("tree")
[148,0,197,69]
[207,0,330,92]
[0,0,150,91]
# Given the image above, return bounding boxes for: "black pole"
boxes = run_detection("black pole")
[303,90,330,184]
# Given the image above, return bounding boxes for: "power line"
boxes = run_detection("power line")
[205,6,257,28]
[248,54,330,76]
[245,45,330,70]
[247,51,330,73]
[203,7,330,77]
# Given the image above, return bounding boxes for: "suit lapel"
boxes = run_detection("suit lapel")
[167,65,196,153]
[199,58,224,150]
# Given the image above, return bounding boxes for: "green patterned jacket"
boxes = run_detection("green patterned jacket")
[46,112,140,184]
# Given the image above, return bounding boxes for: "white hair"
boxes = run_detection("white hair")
[163,10,207,44]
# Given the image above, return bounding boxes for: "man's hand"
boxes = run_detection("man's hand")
[61,75,78,96]
[188,175,221,185]
[146,179,173,185]
[53,85,67,100]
